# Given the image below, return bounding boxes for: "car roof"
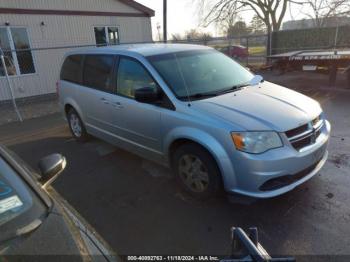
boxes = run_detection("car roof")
[66,43,213,57]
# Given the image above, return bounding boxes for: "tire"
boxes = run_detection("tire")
[172,143,222,199]
[67,108,89,142]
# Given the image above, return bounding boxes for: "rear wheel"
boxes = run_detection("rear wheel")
[172,143,222,199]
[67,108,89,142]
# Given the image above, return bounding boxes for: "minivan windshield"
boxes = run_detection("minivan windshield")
[147,49,254,100]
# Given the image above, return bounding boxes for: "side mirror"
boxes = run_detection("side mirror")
[250,75,264,86]
[38,154,66,188]
[135,87,160,104]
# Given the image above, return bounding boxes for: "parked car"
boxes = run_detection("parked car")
[58,44,330,199]
[218,45,249,59]
[0,145,117,261]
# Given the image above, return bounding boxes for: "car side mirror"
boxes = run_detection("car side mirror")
[135,87,160,104]
[250,75,264,86]
[38,154,66,188]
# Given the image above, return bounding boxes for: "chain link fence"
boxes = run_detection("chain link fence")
[170,34,268,68]
[0,44,101,125]
[0,35,268,125]
[271,25,350,54]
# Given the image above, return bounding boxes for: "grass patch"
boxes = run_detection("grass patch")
[249,46,266,55]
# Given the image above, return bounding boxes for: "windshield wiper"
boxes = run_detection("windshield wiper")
[179,92,218,100]
[216,83,250,95]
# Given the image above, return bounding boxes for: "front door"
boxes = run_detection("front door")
[111,56,162,154]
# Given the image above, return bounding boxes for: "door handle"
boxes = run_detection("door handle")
[112,101,123,109]
[100,98,109,104]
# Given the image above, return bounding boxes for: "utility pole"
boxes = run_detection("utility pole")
[163,0,167,43]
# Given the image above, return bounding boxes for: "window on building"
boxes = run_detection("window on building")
[83,55,115,93]
[0,28,16,76]
[117,57,157,99]
[0,27,35,77]
[94,26,119,47]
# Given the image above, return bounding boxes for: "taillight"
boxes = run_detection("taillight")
[56,81,60,97]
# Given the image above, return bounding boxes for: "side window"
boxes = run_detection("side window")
[60,55,83,84]
[117,57,157,98]
[83,55,114,93]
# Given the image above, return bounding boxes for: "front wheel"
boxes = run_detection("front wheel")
[67,108,89,142]
[172,143,222,199]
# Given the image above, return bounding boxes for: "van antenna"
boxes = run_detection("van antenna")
[174,53,192,106]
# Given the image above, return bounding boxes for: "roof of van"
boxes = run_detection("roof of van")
[67,43,212,57]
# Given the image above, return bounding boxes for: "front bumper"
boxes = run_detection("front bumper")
[226,120,331,198]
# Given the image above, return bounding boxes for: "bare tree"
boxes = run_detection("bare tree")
[302,0,350,27]
[214,7,239,34]
[185,29,202,40]
[197,0,294,33]
[250,14,267,34]
[196,0,299,55]
[227,20,251,37]
[185,29,213,44]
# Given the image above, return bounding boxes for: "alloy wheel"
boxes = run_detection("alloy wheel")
[69,113,82,138]
[178,154,209,193]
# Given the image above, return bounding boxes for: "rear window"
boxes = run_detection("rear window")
[83,55,115,93]
[60,55,83,84]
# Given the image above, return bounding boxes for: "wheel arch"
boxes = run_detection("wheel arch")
[63,98,85,123]
[164,128,237,190]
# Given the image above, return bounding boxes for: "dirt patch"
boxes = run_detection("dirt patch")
[329,153,350,168]
[326,193,334,199]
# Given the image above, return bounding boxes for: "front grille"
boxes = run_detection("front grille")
[285,114,323,151]
[292,136,313,150]
[285,124,308,138]
[259,159,322,191]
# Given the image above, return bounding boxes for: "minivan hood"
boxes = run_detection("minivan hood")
[192,81,322,132]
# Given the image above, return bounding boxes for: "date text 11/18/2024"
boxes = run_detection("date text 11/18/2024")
[126,256,220,261]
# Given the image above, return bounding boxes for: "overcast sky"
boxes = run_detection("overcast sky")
[136,0,306,40]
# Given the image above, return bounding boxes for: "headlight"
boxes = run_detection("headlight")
[231,131,283,154]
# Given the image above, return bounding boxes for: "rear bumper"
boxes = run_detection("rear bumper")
[225,120,331,198]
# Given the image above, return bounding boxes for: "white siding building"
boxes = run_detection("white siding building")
[0,0,154,101]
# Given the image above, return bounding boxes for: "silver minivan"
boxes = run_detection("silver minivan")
[58,44,330,199]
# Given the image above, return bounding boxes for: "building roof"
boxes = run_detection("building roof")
[68,43,212,57]
[0,0,155,17]
[119,0,155,17]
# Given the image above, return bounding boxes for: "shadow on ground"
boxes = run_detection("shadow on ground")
[9,134,348,256]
